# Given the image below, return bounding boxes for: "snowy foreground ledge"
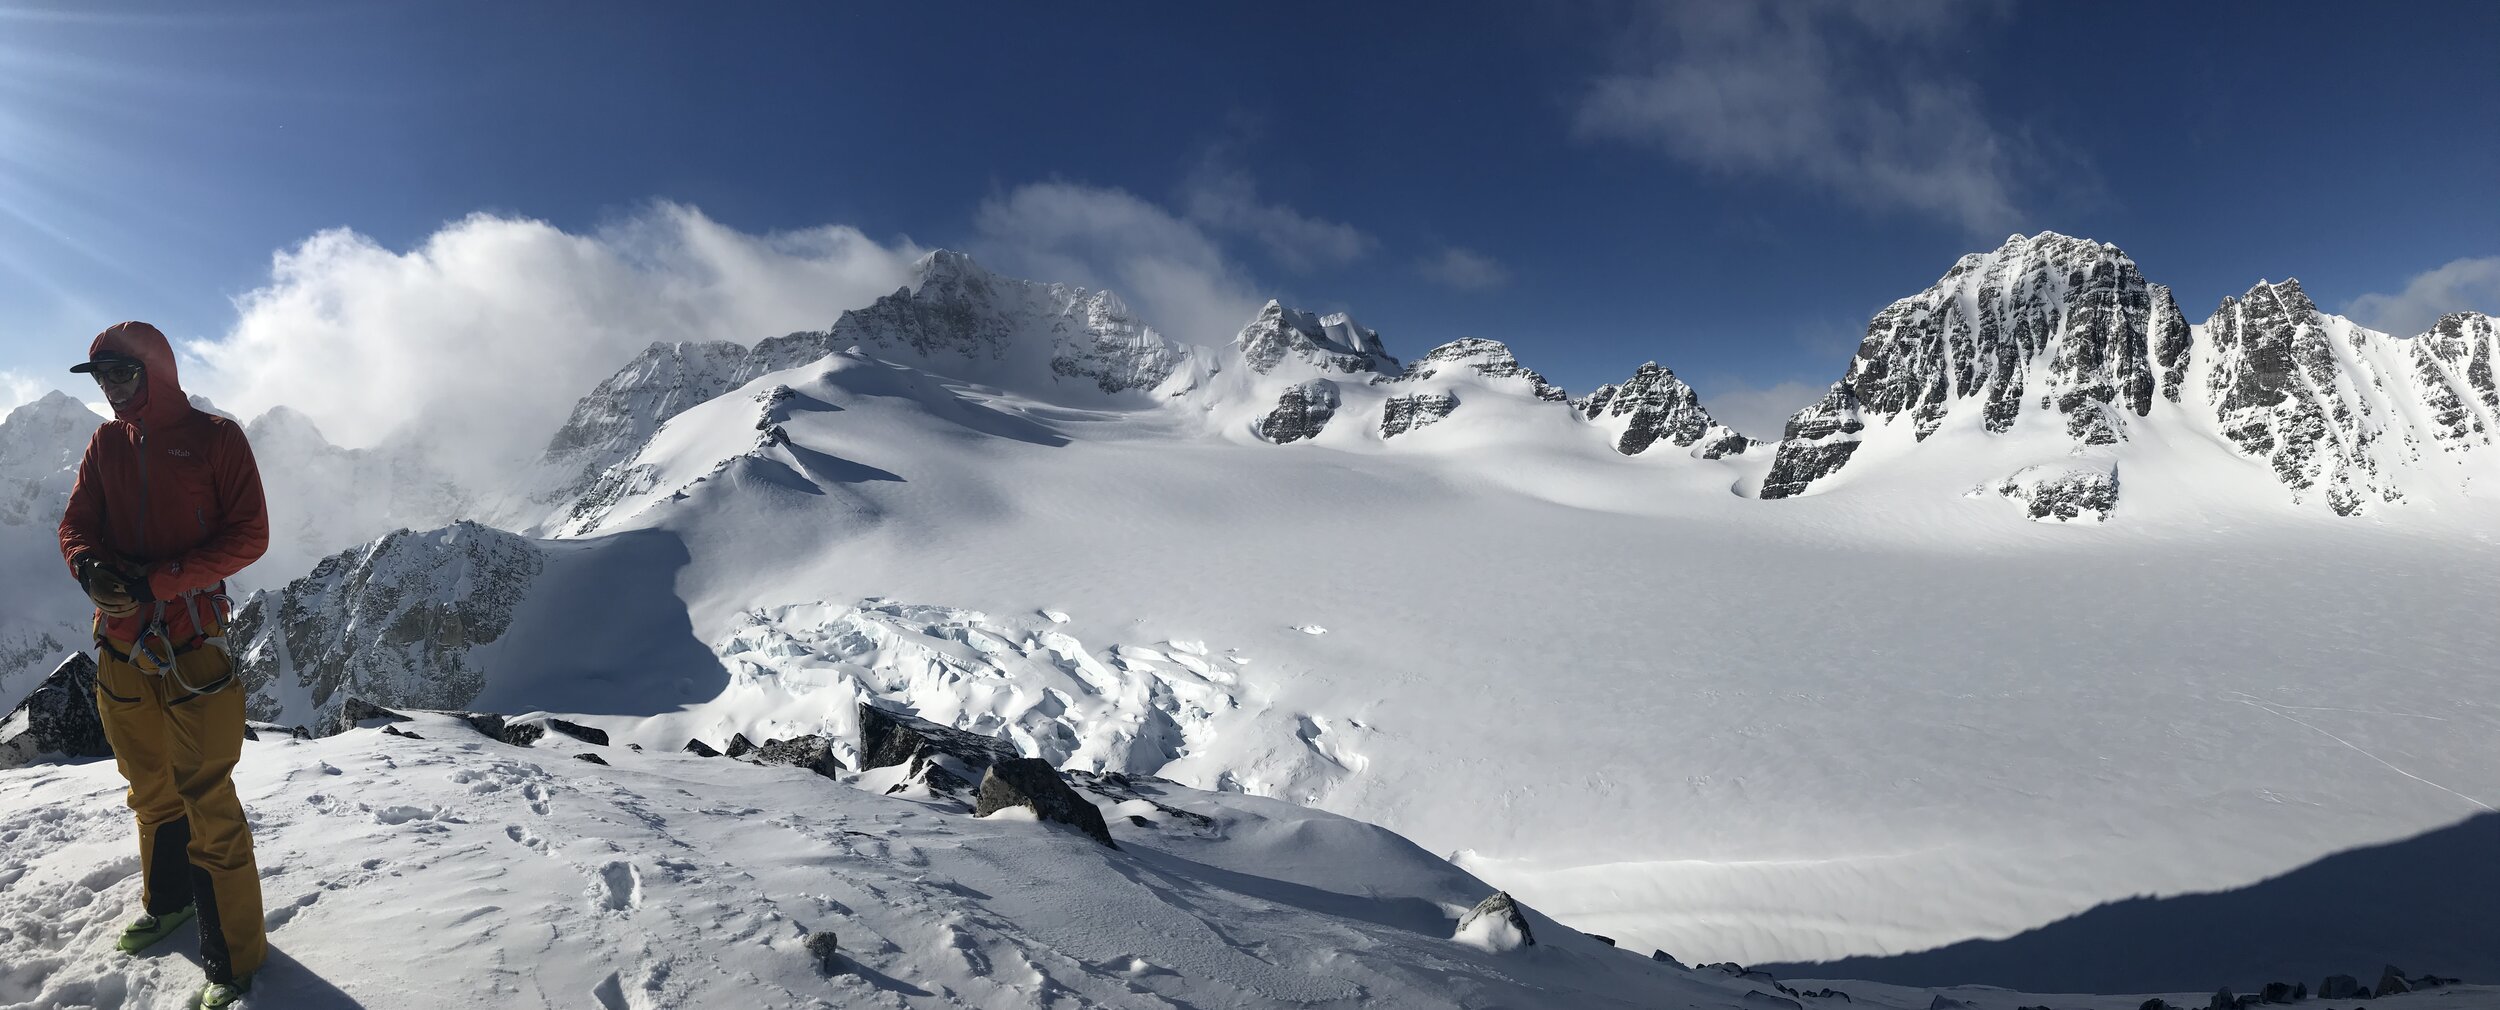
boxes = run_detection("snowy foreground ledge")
[2,714,2493,1010]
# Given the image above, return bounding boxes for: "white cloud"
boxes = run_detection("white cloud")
[2344,256,2500,338]
[971,181,1269,347]
[1417,247,1511,290]
[1695,378,1824,441]
[1182,169,1374,273]
[188,202,921,483]
[0,370,49,417]
[1575,1,2027,234]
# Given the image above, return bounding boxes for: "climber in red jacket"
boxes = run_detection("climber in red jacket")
[58,321,269,1009]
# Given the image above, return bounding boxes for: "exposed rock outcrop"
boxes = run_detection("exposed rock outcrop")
[1453,891,1535,951]
[858,702,1022,801]
[745,734,848,781]
[1760,384,1867,498]
[975,756,1117,848]
[1380,392,1458,438]
[1257,380,1341,444]
[1991,464,2120,522]
[0,654,108,769]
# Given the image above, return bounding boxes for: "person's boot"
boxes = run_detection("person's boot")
[196,974,251,1008]
[114,904,196,953]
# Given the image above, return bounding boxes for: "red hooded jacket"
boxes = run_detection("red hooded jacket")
[57,322,270,644]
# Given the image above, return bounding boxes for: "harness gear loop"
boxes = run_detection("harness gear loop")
[101,580,234,697]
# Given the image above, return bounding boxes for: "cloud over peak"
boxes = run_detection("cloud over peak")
[2345,256,2500,338]
[189,203,921,482]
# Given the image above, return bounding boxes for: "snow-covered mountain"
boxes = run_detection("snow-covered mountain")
[1578,361,1755,459]
[531,250,1209,526]
[4,233,2496,1003]
[0,393,101,699]
[1761,231,2500,515]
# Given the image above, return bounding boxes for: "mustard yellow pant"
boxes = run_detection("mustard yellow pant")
[92,636,265,984]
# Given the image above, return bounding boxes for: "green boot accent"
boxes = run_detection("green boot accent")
[197,975,251,1009]
[114,904,196,953]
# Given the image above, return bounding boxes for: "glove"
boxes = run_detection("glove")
[75,555,144,619]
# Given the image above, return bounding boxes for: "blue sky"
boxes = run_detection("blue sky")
[1,1,2494,441]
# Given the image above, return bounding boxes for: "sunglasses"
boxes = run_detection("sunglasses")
[90,363,143,385]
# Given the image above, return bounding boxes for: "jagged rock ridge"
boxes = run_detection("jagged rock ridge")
[1236,301,1397,376]
[228,521,545,725]
[1761,231,2500,513]
[1578,362,1752,459]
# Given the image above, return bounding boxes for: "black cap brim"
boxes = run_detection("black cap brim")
[70,354,141,375]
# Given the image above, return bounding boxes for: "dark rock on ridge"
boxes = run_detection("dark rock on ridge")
[1456,891,1535,947]
[1760,384,1867,498]
[858,702,1020,802]
[0,653,109,768]
[1065,769,1215,831]
[543,718,609,746]
[1994,465,2119,522]
[745,734,848,780]
[1257,379,1341,443]
[1380,392,1457,438]
[858,703,1020,772]
[974,756,1117,848]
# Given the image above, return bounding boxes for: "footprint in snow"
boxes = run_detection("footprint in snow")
[263,891,321,930]
[595,860,642,912]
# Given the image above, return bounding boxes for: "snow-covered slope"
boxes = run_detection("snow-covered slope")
[10,715,2485,1009]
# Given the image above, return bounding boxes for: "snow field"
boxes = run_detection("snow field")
[0,712,1833,1009]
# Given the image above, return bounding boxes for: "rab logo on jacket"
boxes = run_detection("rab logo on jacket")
[166,448,193,457]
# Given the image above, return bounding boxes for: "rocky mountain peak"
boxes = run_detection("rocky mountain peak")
[1400,338,1568,402]
[902,247,1006,305]
[1760,231,2191,497]
[1235,301,1397,376]
[0,391,100,527]
[1576,362,1749,458]
[245,403,333,448]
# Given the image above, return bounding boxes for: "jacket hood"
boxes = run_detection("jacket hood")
[86,321,185,425]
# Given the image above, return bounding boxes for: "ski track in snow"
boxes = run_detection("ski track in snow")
[2229,693,2496,813]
